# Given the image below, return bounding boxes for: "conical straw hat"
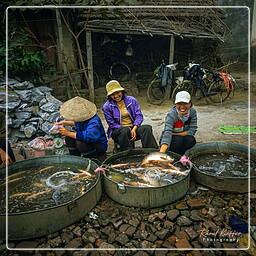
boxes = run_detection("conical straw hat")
[60,96,97,122]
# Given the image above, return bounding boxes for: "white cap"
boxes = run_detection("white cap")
[175,91,191,104]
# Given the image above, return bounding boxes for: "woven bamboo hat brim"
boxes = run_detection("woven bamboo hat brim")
[60,96,97,122]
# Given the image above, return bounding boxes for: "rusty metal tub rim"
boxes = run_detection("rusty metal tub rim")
[0,155,100,216]
[102,169,189,189]
[102,148,190,208]
[102,148,187,188]
[0,155,102,240]
[185,142,256,192]
[0,180,100,216]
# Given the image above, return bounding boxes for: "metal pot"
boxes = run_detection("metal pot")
[102,149,189,208]
[0,155,101,240]
[185,142,256,193]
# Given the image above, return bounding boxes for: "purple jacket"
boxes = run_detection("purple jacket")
[102,95,144,138]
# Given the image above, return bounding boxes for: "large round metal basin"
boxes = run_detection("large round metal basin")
[185,142,256,193]
[102,149,189,208]
[0,155,101,240]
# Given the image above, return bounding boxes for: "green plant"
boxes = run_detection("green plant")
[0,4,54,84]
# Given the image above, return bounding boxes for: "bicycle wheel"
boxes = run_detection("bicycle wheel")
[147,78,166,105]
[109,62,131,82]
[207,80,231,103]
[171,83,195,104]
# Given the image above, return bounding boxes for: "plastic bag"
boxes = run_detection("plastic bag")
[27,137,47,150]
[49,124,63,134]
[229,215,248,233]
[27,136,53,150]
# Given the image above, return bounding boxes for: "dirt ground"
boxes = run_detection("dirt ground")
[96,71,256,153]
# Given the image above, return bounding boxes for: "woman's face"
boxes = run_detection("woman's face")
[110,91,123,102]
[176,102,191,114]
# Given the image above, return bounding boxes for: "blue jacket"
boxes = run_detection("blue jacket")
[75,115,108,152]
[102,95,144,138]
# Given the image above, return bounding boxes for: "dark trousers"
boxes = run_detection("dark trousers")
[169,135,196,156]
[111,125,158,151]
[65,137,105,157]
[0,138,16,163]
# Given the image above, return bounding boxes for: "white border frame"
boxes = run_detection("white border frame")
[5,5,251,252]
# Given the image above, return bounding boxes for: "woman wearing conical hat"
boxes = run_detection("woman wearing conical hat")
[102,80,158,151]
[55,96,108,158]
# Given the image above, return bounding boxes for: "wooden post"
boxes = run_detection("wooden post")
[252,1,256,45]
[55,9,71,98]
[169,34,175,64]
[86,31,94,102]
[165,34,175,100]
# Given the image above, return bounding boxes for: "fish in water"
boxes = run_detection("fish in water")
[25,188,52,201]
[1,177,23,186]
[77,169,92,177]
[32,182,45,188]
[134,169,161,186]
[5,171,26,180]
[109,173,154,187]
[36,166,54,174]
[122,180,154,187]
[70,173,94,181]
[9,192,33,198]
[141,152,178,170]
[110,162,141,168]
[106,153,190,187]
[160,168,189,176]
[69,169,94,181]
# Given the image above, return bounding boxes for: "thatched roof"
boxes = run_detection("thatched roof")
[78,0,229,41]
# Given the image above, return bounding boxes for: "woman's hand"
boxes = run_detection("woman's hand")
[58,128,76,139]
[0,148,13,166]
[130,126,138,141]
[54,121,64,126]
[58,128,70,136]
[159,144,168,153]
[54,121,74,126]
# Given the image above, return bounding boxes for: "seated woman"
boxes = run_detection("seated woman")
[159,91,197,156]
[55,96,108,158]
[0,112,16,166]
[102,80,158,151]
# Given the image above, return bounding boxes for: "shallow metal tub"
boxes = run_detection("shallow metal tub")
[185,142,256,193]
[0,155,101,240]
[102,149,189,208]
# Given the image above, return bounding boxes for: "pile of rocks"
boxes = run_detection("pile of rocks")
[0,79,63,143]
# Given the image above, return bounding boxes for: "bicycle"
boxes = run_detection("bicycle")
[206,70,237,103]
[109,61,131,82]
[171,63,211,103]
[171,63,236,104]
[147,61,179,105]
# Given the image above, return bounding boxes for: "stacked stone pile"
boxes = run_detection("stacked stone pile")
[0,79,63,143]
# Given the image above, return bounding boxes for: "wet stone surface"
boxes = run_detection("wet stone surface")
[1,179,255,256]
